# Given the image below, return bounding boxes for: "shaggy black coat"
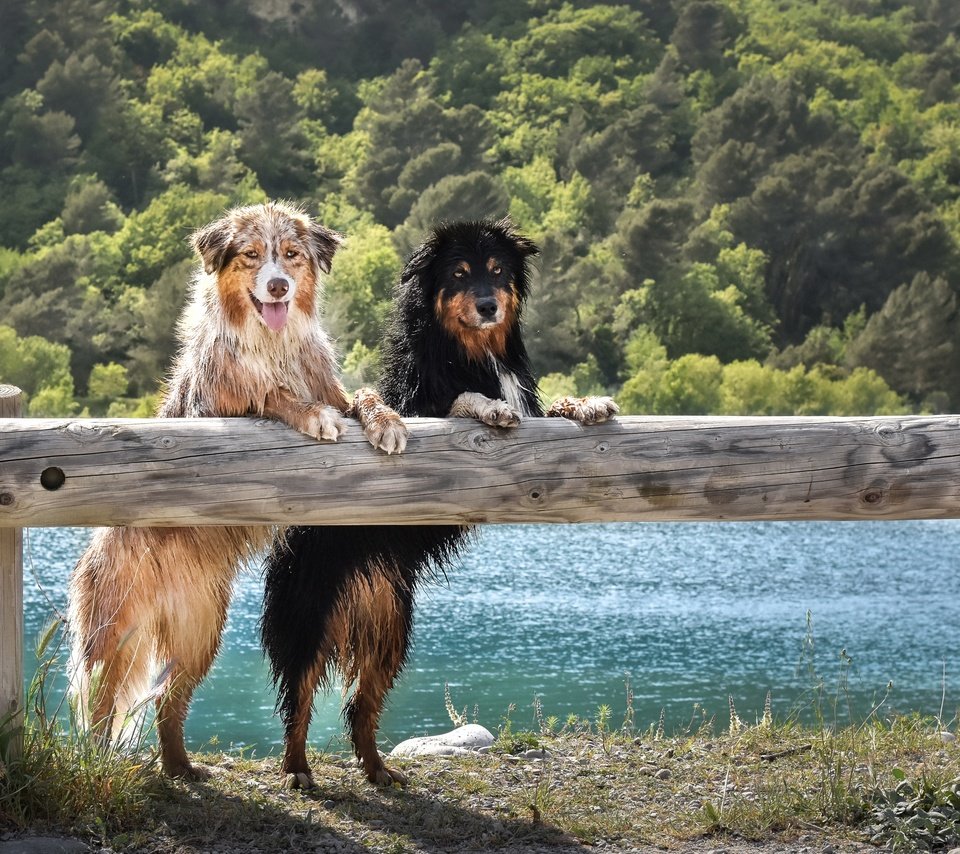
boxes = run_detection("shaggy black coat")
[260,219,541,782]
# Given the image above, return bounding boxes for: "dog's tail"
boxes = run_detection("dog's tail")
[260,524,469,726]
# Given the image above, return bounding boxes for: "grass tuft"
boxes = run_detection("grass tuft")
[0,619,160,840]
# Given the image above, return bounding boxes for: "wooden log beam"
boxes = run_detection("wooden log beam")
[1,414,958,527]
[0,386,23,760]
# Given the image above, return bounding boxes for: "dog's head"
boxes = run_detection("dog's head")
[405,218,539,360]
[190,202,342,333]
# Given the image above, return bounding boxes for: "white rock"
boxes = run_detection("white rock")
[940,730,957,743]
[519,748,548,760]
[390,724,495,757]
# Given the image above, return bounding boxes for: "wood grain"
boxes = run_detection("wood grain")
[1,414,958,527]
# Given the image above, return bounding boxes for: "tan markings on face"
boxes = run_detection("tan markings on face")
[486,257,503,275]
[436,286,519,362]
[217,262,256,330]
[216,214,324,328]
[281,238,317,315]
[237,239,265,269]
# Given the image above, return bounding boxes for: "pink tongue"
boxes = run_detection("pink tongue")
[261,301,289,332]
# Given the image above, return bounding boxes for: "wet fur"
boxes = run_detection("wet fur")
[261,218,617,788]
[67,201,405,780]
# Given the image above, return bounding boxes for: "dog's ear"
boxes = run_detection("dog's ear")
[306,222,343,274]
[191,216,234,274]
[494,216,539,258]
[513,233,539,258]
[402,240,437,285]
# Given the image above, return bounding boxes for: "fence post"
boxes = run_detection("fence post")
[0,385,23,762]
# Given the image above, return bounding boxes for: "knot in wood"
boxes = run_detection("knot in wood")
[873,423,902,443]
[526,485,547,505]
[468,431,496,452]
[862,488,884,505]
[0,492,13,506]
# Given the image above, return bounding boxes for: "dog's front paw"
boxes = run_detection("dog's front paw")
[364,415,408,455]
[449,392,522,427]
[351,387,408,454]
[303,405,347,441]
[547,396,619,425]
[478,399,522,428]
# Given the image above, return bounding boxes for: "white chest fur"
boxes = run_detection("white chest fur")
[491,357,535,417]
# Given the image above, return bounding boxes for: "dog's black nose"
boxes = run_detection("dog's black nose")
[475,297,498,319]
[267,278,289,299]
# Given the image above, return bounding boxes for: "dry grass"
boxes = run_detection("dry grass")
[3,623,960,851]
[3,714,960,852]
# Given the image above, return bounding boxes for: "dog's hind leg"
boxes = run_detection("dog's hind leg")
[276,651,331,789]
[151,529,247,779]
[337,570,414,787]
[262,526,358,789]
[153,585,231,779]
[68,528,155,744]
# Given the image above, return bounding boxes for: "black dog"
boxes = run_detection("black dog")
[261,218,618,788]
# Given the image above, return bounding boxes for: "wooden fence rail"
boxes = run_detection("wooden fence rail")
[2,380,960,755]
[2,410,959,528]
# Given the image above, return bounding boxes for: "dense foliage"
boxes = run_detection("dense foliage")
[1,0,958,416]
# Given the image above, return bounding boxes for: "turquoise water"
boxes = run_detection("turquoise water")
[21,521,960,754]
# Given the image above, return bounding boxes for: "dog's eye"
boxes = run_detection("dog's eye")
[453,270,465,279]
[285,249,300,259]
[491,266,502,276]
[243,250,259,259]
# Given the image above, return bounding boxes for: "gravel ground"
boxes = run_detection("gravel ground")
[4,727,950,853]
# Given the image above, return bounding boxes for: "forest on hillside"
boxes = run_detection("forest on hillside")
[1,0,958,417]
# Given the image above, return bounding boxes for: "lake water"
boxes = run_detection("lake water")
[20,521,960,754]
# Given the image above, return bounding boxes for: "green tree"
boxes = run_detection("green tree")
[846,273,960,409]
[325,222,402,351]
[654,353,723,414]
[430,27,506,109]
[61,176,124,235]
[117,185,231,288]
[346,59,492,226]
[0,324,77,415]
[236,71,311,195]
[393,172,509,256]
[87,361,129,400]
[125,258,193,395]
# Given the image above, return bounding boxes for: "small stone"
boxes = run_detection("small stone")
[519,748,547,760]
[654,768,671,780]
[940,731,957,744]
[323,800,336,810]
[477,746,492,755]
[821,845,836,854]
